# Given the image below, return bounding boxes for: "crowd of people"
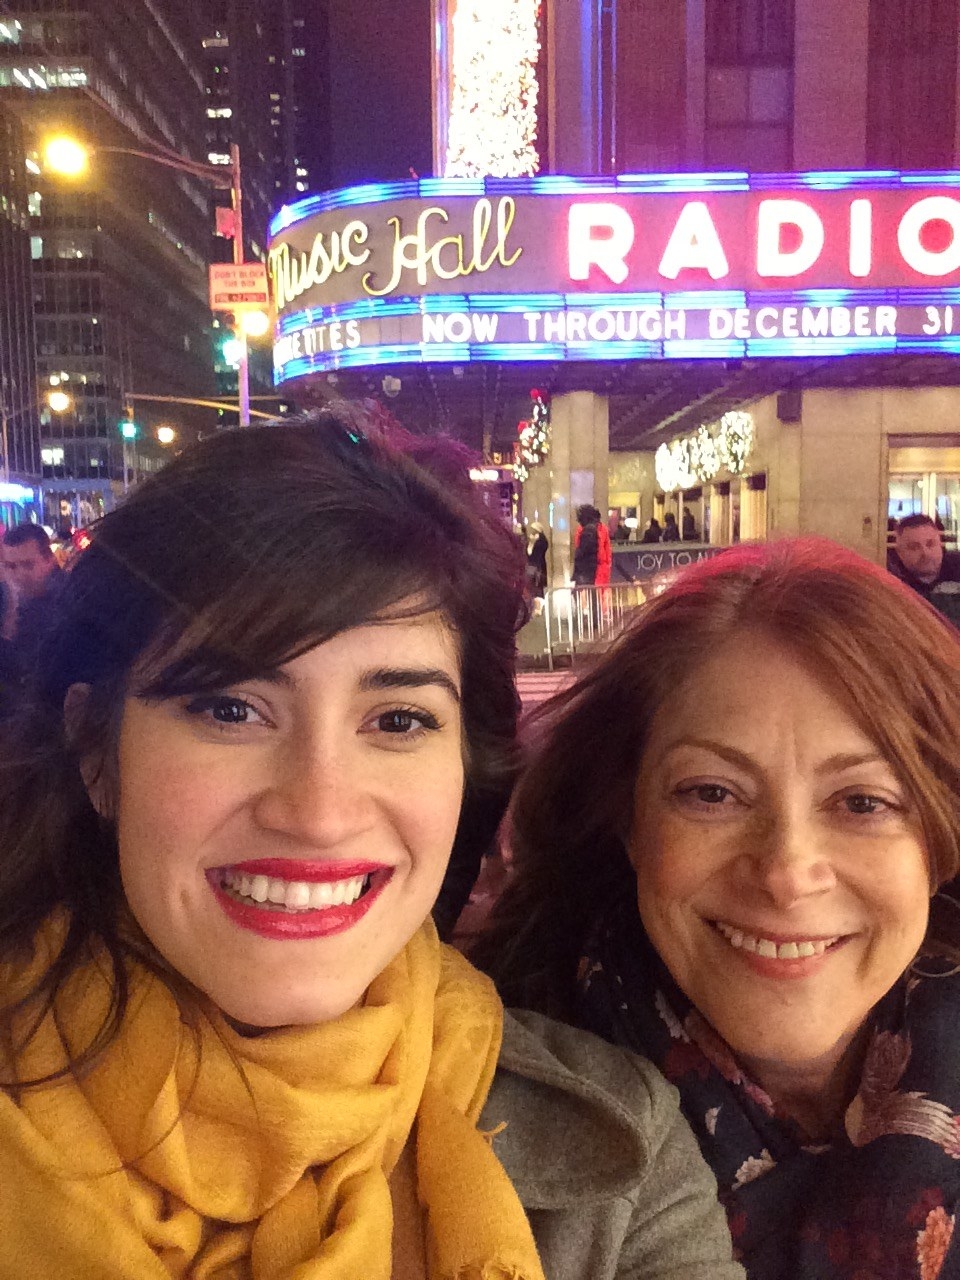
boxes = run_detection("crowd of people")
[2,418,960,1278]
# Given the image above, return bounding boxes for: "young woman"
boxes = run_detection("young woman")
[475,538,960,1280]
[0,413,741,1280]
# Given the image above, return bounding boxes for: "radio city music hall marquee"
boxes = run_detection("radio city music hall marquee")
[267,172,960,383]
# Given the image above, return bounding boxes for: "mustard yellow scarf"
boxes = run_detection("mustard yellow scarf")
[0,920,546,1280]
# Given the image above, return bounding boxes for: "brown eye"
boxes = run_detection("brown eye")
[842,793,886,816]
[183,696,259,726]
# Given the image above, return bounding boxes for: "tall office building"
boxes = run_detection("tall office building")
[0,1,216,522]
[264,0,328,203]
[0,98,40,527]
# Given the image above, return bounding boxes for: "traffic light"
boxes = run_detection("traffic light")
[119,420,138,440]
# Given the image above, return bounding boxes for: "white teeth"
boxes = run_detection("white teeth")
[222,870,370,911]
[284,881,312,909]
[714,920,839,959]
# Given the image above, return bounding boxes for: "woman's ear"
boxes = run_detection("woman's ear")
[63,682,113,819]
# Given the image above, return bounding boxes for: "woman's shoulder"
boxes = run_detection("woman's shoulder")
[483,1009,744,1278]
[484,1009,683,1194]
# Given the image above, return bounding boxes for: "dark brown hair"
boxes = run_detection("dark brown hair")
[472,537,960,1016]
[0,409,526,1082]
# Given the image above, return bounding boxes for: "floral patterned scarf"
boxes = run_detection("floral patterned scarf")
[576,900,960,1280]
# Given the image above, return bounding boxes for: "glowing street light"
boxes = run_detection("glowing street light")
[44,133,254,427]
[156,425,176,445]
[239,310,270,338]
[1,389,71,483]
[42,135,89,178]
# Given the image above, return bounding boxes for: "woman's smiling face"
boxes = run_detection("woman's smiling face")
[628,631,931,1091]
[107,610,465,1029]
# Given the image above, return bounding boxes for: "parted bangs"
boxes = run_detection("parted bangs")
[38,415,520,734]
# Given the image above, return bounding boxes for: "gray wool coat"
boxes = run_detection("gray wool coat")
[481,1009,745,1280]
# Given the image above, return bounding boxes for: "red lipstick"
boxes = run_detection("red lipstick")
[205,866,391,940]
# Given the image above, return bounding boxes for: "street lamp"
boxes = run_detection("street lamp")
[156,425,176,446]
[1,390,72,483]
[43,134,254,427]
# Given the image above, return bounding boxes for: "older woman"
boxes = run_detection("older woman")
[475,538,960,1280]
[0,413,741,1280]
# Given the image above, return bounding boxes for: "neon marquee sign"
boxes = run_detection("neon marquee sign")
[267,172,960,382]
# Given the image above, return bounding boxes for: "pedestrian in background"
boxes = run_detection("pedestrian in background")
[525,520,549,598]
[572,503,600,586]
[661,511,681,542]
[641,517,662,544]
[888,513,960,626]
[1,523,64,682]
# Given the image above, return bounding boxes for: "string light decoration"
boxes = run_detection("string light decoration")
[513,388,550,485]
[689,425,720,483]
[656,412,755,492]
[716,411,755,475]
[445,0,542,178]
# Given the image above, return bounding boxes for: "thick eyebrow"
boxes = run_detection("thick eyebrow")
[662,739,890,777]
[358,666,461,704]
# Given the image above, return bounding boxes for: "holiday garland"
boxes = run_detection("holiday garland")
[514,389,551,484]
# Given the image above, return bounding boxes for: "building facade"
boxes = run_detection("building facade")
[0,98,40,528]
[0,0,217,525]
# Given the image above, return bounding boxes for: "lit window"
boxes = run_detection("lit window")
[292,47,305,56]
[269,92,280,100]
[30,235,42,259]
[27,190,41,216]
[295,166,307,176]
[0,20,21,43]
[295,181,307,191]
[41,447,65,466]
[206,106,232,118]
[207,152,231,165]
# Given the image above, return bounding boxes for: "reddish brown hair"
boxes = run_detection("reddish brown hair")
[472,537,960,1015]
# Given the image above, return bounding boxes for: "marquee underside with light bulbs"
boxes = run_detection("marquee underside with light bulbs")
[267,170,960,386]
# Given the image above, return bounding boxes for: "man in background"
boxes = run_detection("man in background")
[888,513,960,626]
[1,524,64,673]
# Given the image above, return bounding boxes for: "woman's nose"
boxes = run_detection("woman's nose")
[743,810,836,908]
[251,741,374,846]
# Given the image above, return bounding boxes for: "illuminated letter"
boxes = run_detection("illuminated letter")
[756,200,824,277]
[709,309,734,338]
[756,307,779,337]
[875,306,897,335]
[801,307,829,337]
[830,307,852,337]
[898,196,960,277]
[849,200,872,277]
[423,314,446,343]
[658,202,729,280]
[568,203,634,284]
[472,313,499,341]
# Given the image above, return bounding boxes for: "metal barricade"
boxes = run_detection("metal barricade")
[541,581,646,669]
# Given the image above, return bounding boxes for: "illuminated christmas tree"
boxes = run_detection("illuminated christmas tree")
[445,0,542,178]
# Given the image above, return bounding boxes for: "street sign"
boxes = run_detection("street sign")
[208,262,269,311]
